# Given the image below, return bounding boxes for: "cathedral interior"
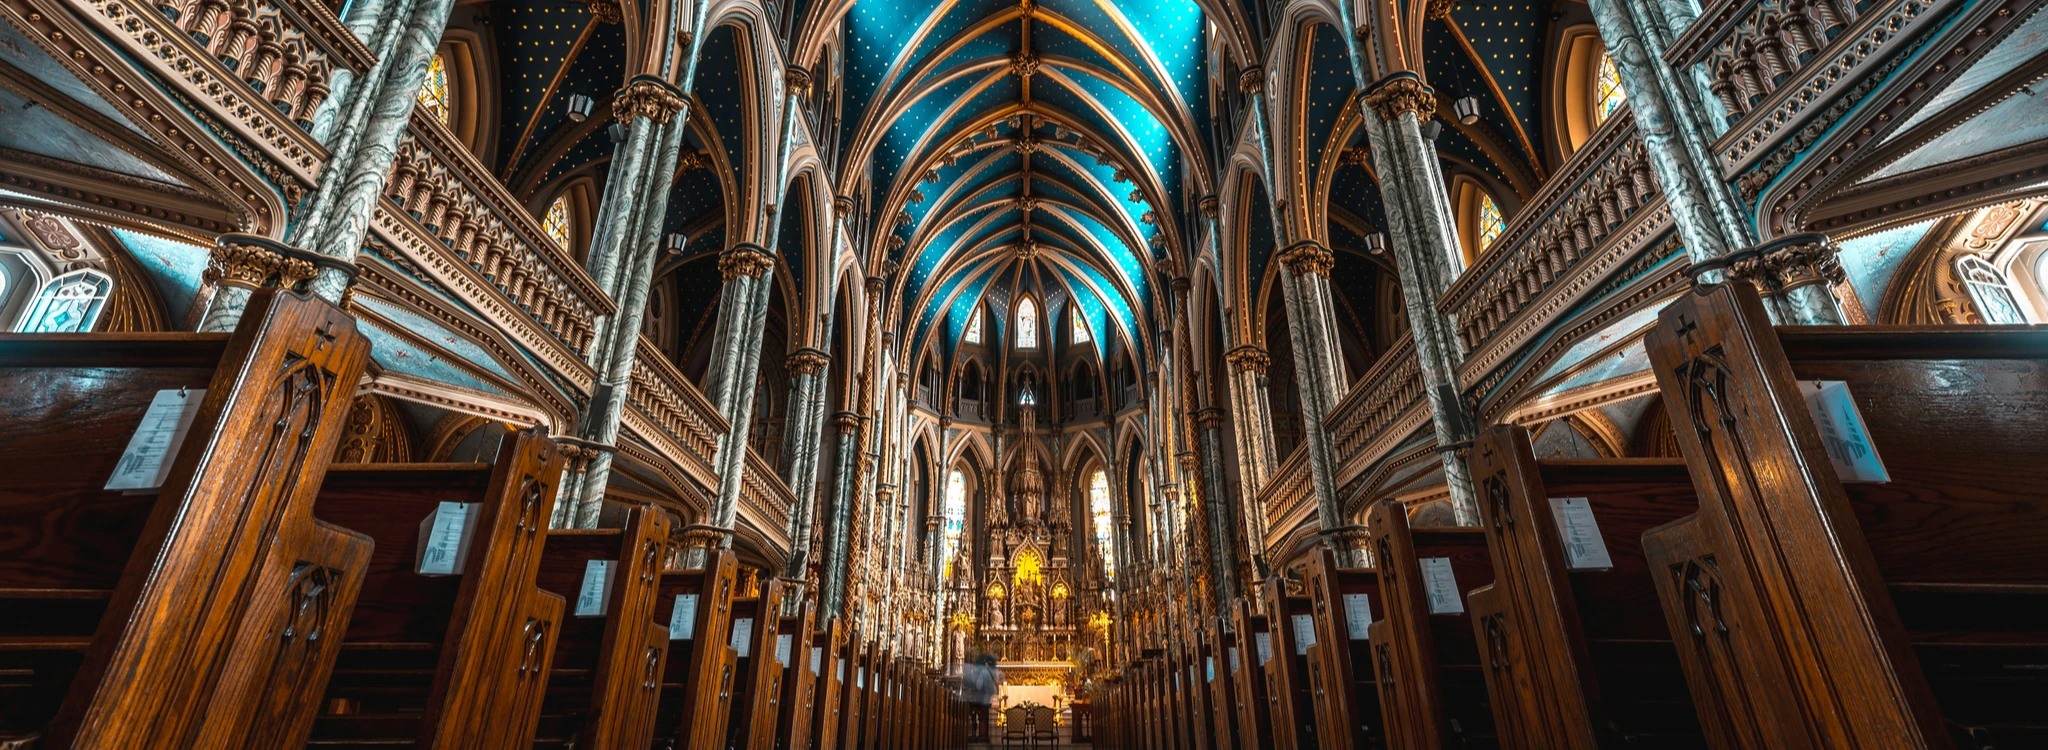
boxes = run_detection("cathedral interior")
[0,0,2045,744]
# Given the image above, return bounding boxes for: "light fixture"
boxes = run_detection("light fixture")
[1365,232,1386,255]
[565,94,595,122]
[1421,120,1443,141]
[1454,96,1482,124]
[665,233,688,255]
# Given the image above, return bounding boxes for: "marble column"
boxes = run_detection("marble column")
[1222,346,1276,572]
[1272,241,1355,551]
[1358,75,1481,526]
[820,410,866,614]
[1194,407,1239,607]
[563,82,693,527]
[779,346,832,577]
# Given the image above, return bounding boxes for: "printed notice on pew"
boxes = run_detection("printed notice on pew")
[731,618,754,657]
[1422,557,1464,615]
[1801,380,1890,483]
[415,502,479,576]
[107,388,207,492]
[1549,497,1614,570]
[1343,593,1373,640]
[575,560,614,617]
[669,594,699,639]
[1291,614,1316,655]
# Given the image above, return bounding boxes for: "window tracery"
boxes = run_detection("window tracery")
[965,308,983,344]
[418,54,451,124]
[541,196,572,250]
[1016,297,1038,348]
[1478,194,1506,252]
[941,469,967,578]
[1594,54,1626,124]
[1072,313,1090,344]
[1089,469,1114,581]
[1957,254,2030,324]
[17,269,111,333]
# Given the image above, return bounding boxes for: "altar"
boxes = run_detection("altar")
[996,660,1071,713]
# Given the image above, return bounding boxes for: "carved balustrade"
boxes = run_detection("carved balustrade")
[1258,444,1313,554]
[742,447,797,555]
[378,111,613,375]
[1320,340,1425,489]
[129,0,366,126]
[624,336,726,485]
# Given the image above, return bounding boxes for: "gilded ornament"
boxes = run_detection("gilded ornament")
[717,244,774,280]
[1224,346,1270,375]
[787,348,830,375]
[1277,241,1335,277]
[784,66,813,97]
[1364,76,1436,122]
[612,77,687,124]
[1238,66,1265,95]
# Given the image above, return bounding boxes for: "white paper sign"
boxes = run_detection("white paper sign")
[1549,497,1616,570]
[669,594,699,639]
[1255,633,1273,665]
[731,618,755,657]
[575,560,615,617]
[1228,646,1240,673]
[857,666,865,688]
[1343,594,1373,640]
[1290,614,1317,655]
[811,647,824,676]
[415,502,478,575]
[1205,657,1215,682]
[1421,557,1464,615]
[106,388,207,491]
[1801,380,1891,482]
[837,658,846,682]
[776,634,794,668]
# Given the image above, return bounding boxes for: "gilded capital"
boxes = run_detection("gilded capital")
[1729,234,1847,293]
[1238,66,1265,95]
[676,523,731,551]
[1363,75,1436,123]
[1425,0,1457,19]
[832,411,864,434]
[835,195,857,218]
[206,233,316,291]
[1224,345,1270,375]
[787,348,830,375]
[1277,241,1335,277]
[784,66,813,97]
[865,275,886,297]
[1194,407,1226,430]
[1199,195,1220,219]
[717,244,774,281]
[613,77,688,124]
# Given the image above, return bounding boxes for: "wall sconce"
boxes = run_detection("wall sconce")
[1454,96,1482,124]
[566,94,595,122]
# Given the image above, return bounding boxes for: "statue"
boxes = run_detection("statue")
[1015,384,1046,523]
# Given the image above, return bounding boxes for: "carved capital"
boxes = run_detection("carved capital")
[206,233,316,291]
[1238,66,1265,95]
[1194,407,1226,430]
[1277,241,1336,277]
[1363,75,1436,122]
[865,275,886,297]
[784,66,813,97]
[1199,195,1220,219]
[788,347,831,375]
[580,0,622,23]
[832,411,864,434]
[1731,234,1846,293]
[1224,346,1270,375]
[613,77,688,124]
[1424,0,1457,19]
[835,195,857,218]
[677,523,731,551]
[718,244,774,281]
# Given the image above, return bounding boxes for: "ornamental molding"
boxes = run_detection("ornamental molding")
[718,244,774,280]
[1276,241,1334,277]
[614,77,688,124]
[1363,76,1435,122]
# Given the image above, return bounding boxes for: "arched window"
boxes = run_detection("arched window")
[1957,255,2031,324]
[417,54,451,124]
[541,196,573,250]
[1071,312,1091,344]
[1477,194,1506,251]
[1088,468,1115,580]
[964,307,983,344]
[1016,297,1038,348]
[1594,54,1626,125]
[16,269,112,333]
[940,469,968,578]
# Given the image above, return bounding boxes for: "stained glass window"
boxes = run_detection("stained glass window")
[1595,54,1626,124]
[940,470,967,579]
[1478,195,1506,251]
[1072,313,1090,344]
[17,269,111,333]
[1957,255,2030,324]
[417,54,451,124]
[1016,297,1038,348]
[964,308,983,344]
[542,196,572,250]
[1088,469,1115,581]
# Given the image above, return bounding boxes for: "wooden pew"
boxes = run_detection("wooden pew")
[1203,616,1240,750]
[839,640,871,750]
[0,289,372,748]
[648,549,739,750]
[724,581,789,750]
[1363,500,1498,749]
[772,600,818,750]
[306,429,567,747]
[1180,628,1214,750]
[1465,423,1705,749]
[863,647,889,750]
[1259,580,1319,750]
[1228,600,1275,750]
[1302,548,1385,750]
[1641,281,2048,749]
[806,620,847,750]
[529,504,672,748]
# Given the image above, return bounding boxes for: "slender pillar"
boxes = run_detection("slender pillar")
[779,345,833,561]
[1193,407,1238,607]
[820,411,866,614]
[1358,76,1481,526]
[1271,241,1356,553]
[1222,346,1276,570]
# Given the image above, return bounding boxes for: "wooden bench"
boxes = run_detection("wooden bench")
[305,429,567,747]
[807,619,847,750]
[725,581,790,750]
[772,601,819,750]
[0,288,372,748]
[1302,548,1385,750]
[1203,615,1241,750]
[1363,500,1497,749]
[1184,625,1217,750]
[1228,599,1275,750]
[1465,423,1704,749]
[1259,579,1319,750]
[1642,281,2048,749]
[530,504,672,748]
[840,640,872,750]
[648,549,739,750]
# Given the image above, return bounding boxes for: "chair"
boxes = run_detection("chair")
[1000,706,1028,748]
[1029,705,1058,748]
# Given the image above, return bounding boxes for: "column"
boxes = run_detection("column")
[1357,75,1481,526]
[820,410,866,614]
[562,80,693,527]
[1271,241,1358,556]
[779,346,832,579]
[1193,407,1239,607]
[1222,346,1276,570]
